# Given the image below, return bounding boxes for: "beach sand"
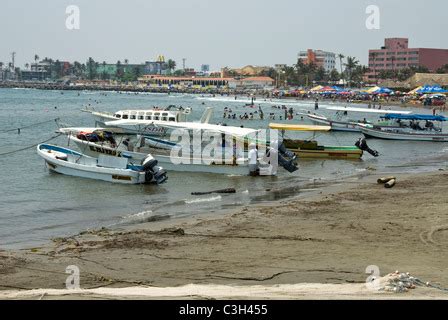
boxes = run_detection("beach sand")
[1,171,448,299]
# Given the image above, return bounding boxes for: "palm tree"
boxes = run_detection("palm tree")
[87,57,97,80]
[390,56,396,72]
[34,54,39,64]
[369,52,378,84]
[167,59,176,73]
[338,54,345,86]
[344,56,359,87]
[116,60,123,80]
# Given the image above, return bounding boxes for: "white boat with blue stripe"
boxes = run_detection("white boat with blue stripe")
[37,144,167,184]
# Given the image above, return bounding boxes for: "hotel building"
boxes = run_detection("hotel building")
[298,49,336,72]
[367,38,448,80]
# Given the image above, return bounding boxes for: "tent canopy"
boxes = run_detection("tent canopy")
[381,114,447,121]
[416,85,448,94]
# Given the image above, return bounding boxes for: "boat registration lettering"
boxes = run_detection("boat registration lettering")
[89,146,122,157]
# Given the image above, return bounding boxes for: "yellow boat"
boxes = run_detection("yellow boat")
[269,123,363,160]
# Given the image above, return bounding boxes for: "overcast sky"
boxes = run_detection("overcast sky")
[1,0,447,71]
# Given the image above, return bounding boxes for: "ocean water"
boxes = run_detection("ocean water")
[0,88,446,249]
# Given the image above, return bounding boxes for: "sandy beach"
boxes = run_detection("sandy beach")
[1,170,448,299]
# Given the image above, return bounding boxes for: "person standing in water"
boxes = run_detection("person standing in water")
[248,143,259,176]
[314,98,319,110]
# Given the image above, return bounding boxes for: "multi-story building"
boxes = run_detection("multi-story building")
[367,38,448,80]
[21,70,50,81]
[298,49,336,72]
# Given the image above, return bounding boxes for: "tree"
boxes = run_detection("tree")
[34,54,39,64]
[87,57,97,80]
[338,53,345,85]
[314,67,328,82]
[344,56,359,87]
[116,60,124,80]
[436,64,448,74]
[101,61,108,80]
[351,65,369,87]
[167,59,176,73]
[329,69,340,82]
[369,52,378,83]
[132,66,142,80]
[25,63,30,70]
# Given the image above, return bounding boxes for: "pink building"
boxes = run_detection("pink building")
[367,38,448,81]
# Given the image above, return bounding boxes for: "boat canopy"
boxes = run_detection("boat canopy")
[381,114,448,121]
[269,123,331,132]
[325,106,412,114]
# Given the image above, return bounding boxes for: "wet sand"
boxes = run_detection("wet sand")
[1,171,448,299]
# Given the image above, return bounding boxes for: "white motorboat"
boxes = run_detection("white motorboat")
[306,106,412,132]
[64,132,253,176]
[360,114,448,142]
[83,105,213,136]
[37,144,168,184]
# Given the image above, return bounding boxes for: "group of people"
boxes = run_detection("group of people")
[223,106,265,120]
[223,104,297,121]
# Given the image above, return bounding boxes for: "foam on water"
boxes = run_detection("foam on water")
[185,195,222,204]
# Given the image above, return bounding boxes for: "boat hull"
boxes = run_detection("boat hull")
[361,127,448,142]
[292,148,363,159]
[283,139,363,159]
[38,145,147,184]
[71,137,251,175]
[308,115,361,132]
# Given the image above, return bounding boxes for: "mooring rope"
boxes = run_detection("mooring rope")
[0,118,61,134]
[0,134,62,156]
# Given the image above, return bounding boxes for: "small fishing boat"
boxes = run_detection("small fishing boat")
[360,114,448,142]
[37,144,167,184]
[58,126,299,175]
[268,123,365,159]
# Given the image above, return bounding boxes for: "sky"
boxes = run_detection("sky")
[1,0,447,71]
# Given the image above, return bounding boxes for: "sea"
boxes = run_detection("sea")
[0,87,446,249]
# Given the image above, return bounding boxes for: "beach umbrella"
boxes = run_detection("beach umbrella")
[371,87,393,95]
[310,85,324,92]
[366,86,381,93]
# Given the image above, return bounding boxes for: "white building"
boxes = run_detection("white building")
[298,49,336,72]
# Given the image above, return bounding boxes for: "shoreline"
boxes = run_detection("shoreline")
[0,81,435,110]
[1,169,448,299]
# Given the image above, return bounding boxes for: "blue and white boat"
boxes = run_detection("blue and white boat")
[360,114,448,142]
[37,144,167,184]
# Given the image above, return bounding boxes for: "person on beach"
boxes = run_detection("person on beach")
[315,99,319,110]
[248,143,259,176]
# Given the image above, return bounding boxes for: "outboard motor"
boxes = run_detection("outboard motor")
[278,142,297,160]
[269,141,299,173]
[142,155,168,184]
[355,138,379,157]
